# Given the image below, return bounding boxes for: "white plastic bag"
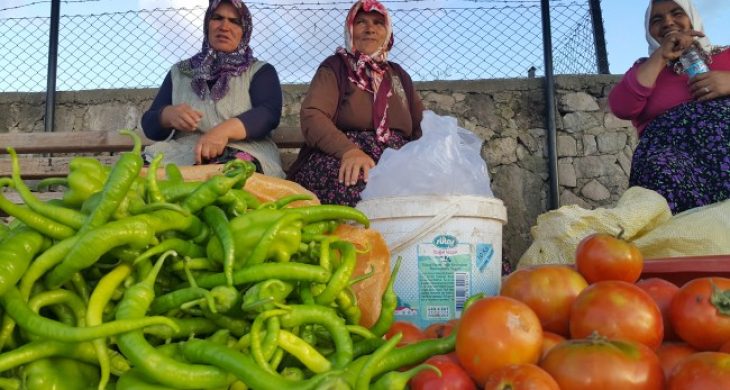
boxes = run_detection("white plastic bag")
[360,110,494,200]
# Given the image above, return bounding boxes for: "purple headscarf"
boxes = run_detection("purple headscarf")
[183,0,254,101]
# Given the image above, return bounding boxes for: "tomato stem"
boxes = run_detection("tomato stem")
[709,281,730,316]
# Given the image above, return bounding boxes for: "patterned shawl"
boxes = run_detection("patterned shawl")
[337,0,395,143]
[182,0,254,101]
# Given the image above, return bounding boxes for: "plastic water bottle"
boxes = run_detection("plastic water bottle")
[680,47,709,78]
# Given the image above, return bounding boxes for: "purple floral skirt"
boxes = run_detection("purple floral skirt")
[629,97,730,214]
[290,130,407,207]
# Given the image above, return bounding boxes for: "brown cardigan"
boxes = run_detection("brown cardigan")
[287,55,423,179]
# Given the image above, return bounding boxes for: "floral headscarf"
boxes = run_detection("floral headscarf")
[645,0,712,55]
[336,0,395,143]
[183,0,254,101]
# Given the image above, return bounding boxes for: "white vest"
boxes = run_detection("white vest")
[142,60,285,178]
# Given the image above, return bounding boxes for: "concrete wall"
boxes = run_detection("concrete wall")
[0,75,635,266]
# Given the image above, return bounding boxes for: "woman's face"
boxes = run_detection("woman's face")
[649,1,692,42]
[208,2,244,53]
[352,11,387,55]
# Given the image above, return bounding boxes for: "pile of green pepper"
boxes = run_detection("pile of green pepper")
[0,130,455,389]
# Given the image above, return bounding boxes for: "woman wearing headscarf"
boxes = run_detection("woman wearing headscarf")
[141,0,285,177]
[608,0,730,213]
[287,0,424,206]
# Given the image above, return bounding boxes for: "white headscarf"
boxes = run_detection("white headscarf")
[645,0,712,55]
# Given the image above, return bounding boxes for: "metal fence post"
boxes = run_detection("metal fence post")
[44,0,60,133]
[589,0,609,74]
[541,0,559,210]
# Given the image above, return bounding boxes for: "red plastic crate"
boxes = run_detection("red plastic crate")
[640,255,730,287]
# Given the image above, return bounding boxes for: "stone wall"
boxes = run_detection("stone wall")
[0,75,635,266]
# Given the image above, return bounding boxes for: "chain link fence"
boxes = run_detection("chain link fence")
[0,1,601,92]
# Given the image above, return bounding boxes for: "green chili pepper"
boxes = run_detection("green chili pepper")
[181,160,254,214]
[115,254,229,389]
[180,339,343,390]
[0,226,47,297]
[22,357,101,390]
[1,287,179,342]
[143,317,219,340]
[356,332,402,390]
[115,368,179,390]
[62,156,109,207]
[370,257,402,337]
[206,208,303,266]
[371,364,440,390]
[7,148,87,229]
[0,187,75,240]
[241,279,293,313]
[86,262,133,390]
[145,153,165,203]
[279,304,353,369]
[195,262,331,289]
[287,205,370,228]
[148,286,210,315]
[27,289,87,329]
[277,329,332,373]
[45,217,156,289]
[134,238,205,266]
[315,241,356,306]
[250,309,286,373]
[0,338,130,375]
[203,206,235,287]
[342,333,456,386]
[77,129,143,234]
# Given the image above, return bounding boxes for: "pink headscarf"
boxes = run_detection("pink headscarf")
[336,0,395,143]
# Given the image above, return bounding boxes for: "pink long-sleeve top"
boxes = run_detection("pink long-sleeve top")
[608,48,730,135]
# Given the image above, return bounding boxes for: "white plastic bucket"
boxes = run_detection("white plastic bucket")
[356,195,507,328]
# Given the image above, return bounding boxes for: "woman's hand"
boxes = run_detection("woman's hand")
[194,118,246,164]
[160,104,203,132]
[690,71,730,101]
[656,30,705,62]
[339,148,375,187]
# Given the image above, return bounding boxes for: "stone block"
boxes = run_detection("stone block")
[597,132,628,154]
[557,135,578,157]
[581,179,611,201]
[558,161,577,187]
[574,155,620,178]
[562,112,600,133]
[582,134,598,155]
[560,189,591,208]
[484,137,518,166]
[83,103,140,132]
[560,92,599,112]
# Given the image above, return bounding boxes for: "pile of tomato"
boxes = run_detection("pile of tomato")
[391,232,730,389]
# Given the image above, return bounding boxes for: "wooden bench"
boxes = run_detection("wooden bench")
[0,127,304,205]
[0,126,304,179]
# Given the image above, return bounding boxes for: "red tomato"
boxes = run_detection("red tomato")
[540,337,664,390]
[575,232,643,284]
[636,278,680,341]
[409,355,477,390]
[569,280,664,349]
[455,296,543,386]
[540,332,566,360]
[656,343,697,380]
[384,321,426,347]
[483,364,560,390]
[423,320,457,339]
[719,340,730,353]
[669,277,730,350]
[500,265,588,337]
[668,352,730,389]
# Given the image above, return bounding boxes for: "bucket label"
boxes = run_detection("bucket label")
[476,243,495,271]
[416,242,472,320]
